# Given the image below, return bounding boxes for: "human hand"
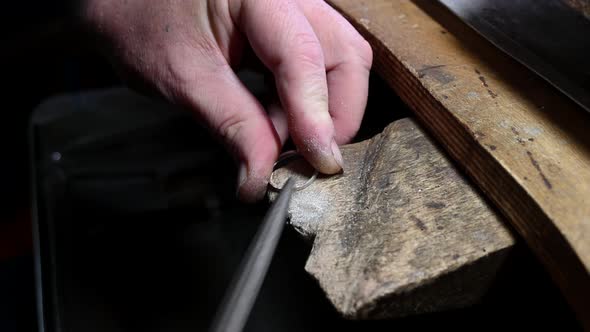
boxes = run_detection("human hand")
[80,0,372,201]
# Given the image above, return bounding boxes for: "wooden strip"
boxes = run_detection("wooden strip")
[327,0,590,325]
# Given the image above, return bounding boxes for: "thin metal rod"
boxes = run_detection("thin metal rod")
[209,178,295,332]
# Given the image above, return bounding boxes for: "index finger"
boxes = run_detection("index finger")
[232,0,343,174]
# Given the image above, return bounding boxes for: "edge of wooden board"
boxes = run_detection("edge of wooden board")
[327,0,590,326]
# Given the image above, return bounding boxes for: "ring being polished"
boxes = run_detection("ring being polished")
[269,151,318,191]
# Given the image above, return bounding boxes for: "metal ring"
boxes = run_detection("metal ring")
[269,151,318,191]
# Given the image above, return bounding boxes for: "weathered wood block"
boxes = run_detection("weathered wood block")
[326,0,590,324]
[269,118,515,318]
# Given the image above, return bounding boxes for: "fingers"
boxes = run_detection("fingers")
[178,63,283,202]
[233,0,344,174]
[297,0,373,144]
[268,101,290,146]
[326,62,371,144]
[90,0,372,202]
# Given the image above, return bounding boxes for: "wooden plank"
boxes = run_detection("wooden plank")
[326,0,590,325]
[564,0,590,18]
[269,118,515,318]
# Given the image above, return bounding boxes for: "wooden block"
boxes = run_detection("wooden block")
[325,0,590,325]
[563,0,590,18]
[269,118,515,318]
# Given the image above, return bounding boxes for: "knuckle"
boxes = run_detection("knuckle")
[291,32,325,70]
[162,54,195,91]
[161,41,230,103]
[192,35,227,67]
[216,111,246,153]
[352,37,373,69]
[165,35,228,84]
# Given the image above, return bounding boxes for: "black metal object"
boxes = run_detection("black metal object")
[29,88,239,332]
[437,0,590,112]
[210,178,294,332]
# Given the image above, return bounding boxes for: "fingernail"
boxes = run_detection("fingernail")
[236,162,247,197]
[331,139,344,170]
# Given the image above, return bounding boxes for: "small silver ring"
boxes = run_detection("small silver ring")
[269,151,318,191]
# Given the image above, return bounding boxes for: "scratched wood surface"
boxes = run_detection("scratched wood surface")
[269,118,515,318]
[325,0,590,325]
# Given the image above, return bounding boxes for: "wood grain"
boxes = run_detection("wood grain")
[325,0,590,325]
[269,118,515,318]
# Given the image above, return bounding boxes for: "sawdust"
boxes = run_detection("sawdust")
[268,156,331,240]
[287,189,330,240]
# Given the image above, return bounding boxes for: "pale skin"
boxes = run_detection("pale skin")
[80,0,372,201]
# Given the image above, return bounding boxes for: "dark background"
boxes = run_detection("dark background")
[0,2,583,331]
